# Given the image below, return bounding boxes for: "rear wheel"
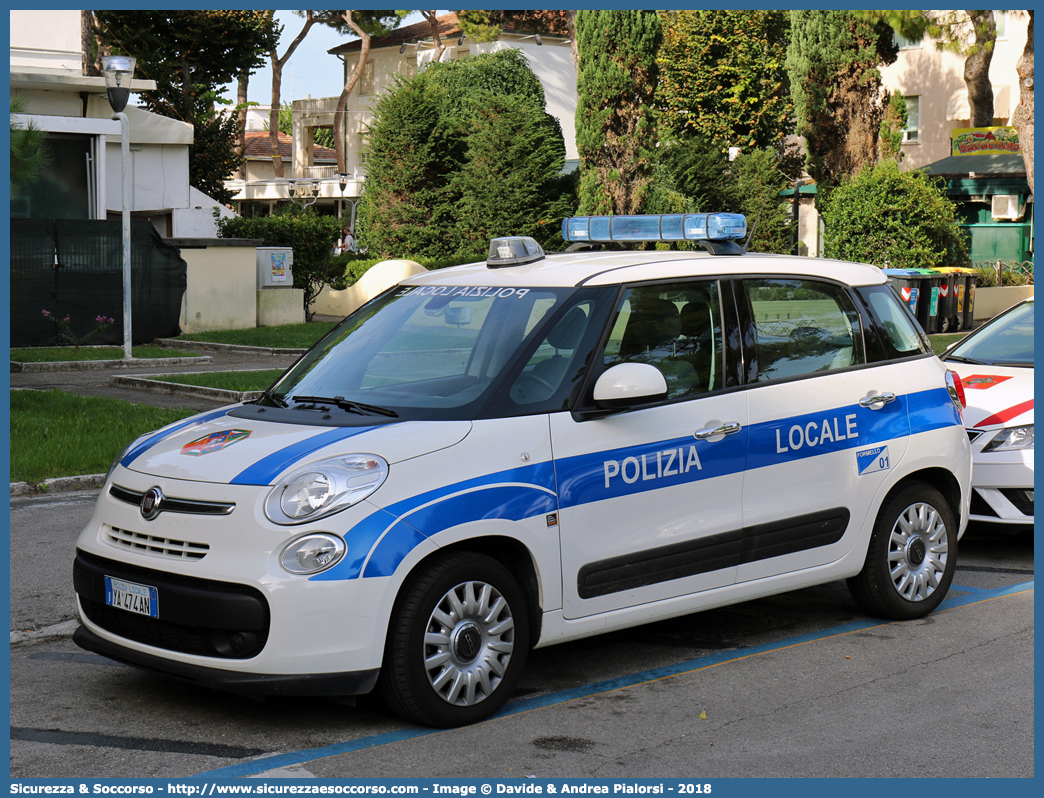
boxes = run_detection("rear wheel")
[379,551,529,727]
[847,482,957,620]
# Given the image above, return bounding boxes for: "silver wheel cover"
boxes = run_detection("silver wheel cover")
[423,579,515,706]
[888,501,949,602]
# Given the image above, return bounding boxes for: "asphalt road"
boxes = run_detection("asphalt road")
[8,491,1034,780]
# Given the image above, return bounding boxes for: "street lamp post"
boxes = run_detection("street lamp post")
[102,55,136,359]
[289,178,320,207]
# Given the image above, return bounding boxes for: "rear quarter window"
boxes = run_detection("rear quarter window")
[859,285,931,359]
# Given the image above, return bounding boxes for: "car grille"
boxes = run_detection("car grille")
[75,551,269,659]
[1000,488,1034,516]
[970,489,999,517]
[109,484,235,517]
[104,526,210,561]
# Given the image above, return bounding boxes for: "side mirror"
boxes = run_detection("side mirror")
[592,363,668,410]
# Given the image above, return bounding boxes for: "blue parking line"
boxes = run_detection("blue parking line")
[195,579,1033,778]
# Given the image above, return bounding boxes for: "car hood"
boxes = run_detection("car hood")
[947,363,1034,430]
[120,407,472,485]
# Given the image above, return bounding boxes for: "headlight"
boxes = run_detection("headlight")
[981,425,1034,452]
[265,454,389,525]
[280,533,346,574]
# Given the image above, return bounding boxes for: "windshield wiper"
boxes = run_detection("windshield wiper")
[259,391,288,408]
[942,355,985,365]
[290,395,399,418]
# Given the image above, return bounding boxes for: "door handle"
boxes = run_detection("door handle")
[859,391,897,408]
[694,421,742,439]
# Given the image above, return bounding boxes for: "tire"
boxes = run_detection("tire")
[378,551,530,727]
[847,482,957,620]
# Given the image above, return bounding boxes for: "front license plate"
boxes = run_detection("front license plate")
[104,576,159,619]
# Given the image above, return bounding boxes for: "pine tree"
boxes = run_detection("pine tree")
[575,10,662,216]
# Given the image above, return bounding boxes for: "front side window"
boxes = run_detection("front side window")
[267,285,573,420]
[602,281,725,400]
[746,279,865,382]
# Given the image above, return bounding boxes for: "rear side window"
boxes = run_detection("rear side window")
[745,278,865,382]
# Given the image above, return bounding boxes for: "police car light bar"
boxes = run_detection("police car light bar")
[561,213,747,243]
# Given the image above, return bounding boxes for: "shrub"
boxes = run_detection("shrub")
[972,260,1034,287]
[822,159,968,268]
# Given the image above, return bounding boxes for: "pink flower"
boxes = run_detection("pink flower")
[41,309,51,317]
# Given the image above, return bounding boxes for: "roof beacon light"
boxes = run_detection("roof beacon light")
[561,213,747,243]
[487,236,545,268]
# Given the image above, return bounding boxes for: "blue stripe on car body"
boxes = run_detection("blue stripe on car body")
[316,387,963,582]
[230,425,383,485]
[120,408,232,467]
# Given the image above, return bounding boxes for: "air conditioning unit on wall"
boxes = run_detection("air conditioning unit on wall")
[991,194,1025,221]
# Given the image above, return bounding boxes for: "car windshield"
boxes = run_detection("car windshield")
[264,284,574,419]
[945,300,1034,367]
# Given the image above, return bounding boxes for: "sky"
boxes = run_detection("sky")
[224,10,441,107]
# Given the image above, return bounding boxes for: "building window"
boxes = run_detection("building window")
[903,96,919,142]
[995,11,1007,40]
[358,128,370,165]
[894,30,922,49]
[360,60,375,95]
[455,48,469,60]
[404,55,417,78]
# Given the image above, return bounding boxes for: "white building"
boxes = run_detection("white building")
[9,9,233,237]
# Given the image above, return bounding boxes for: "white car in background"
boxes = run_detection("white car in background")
[942,297,1034,526]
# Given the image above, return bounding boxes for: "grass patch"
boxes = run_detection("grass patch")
[931,333,968,355]
[175,322,337,349]
[145,370,284,392]
[10,346,201,363]
[10,390,198,483]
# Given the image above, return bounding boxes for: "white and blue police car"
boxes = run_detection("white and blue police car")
[73,213,972,727]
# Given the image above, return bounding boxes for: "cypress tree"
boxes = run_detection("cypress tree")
[786,10,898,188]
[575,10,662,216]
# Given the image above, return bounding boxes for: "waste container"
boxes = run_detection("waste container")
[882,269,922,316]
[951,267,977,330]
[908,270,942,334]
[928,268,960,332]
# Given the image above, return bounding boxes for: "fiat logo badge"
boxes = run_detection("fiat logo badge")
[140,487,164,520]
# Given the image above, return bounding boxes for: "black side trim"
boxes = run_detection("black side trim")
[578,529,744,599]
[73,626,380,697]
[577,508,849,599]
[741,507,850,562]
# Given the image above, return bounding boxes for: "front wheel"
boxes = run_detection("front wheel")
[847,482,957,620]
[379,551,529,727]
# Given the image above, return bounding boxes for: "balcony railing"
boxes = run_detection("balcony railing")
[299,166,339,179]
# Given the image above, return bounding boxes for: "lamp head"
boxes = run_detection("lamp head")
[101,55,136,114]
